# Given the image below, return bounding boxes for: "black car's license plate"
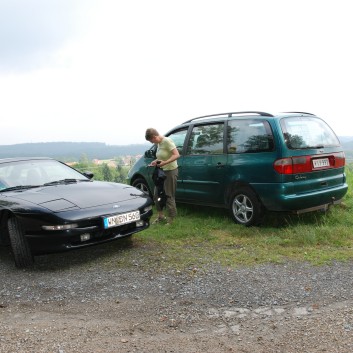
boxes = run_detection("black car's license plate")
[103,210,140,229]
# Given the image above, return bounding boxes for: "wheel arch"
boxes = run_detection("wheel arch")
[0,210,12,245]
[130,173,147,186]
[225,181,261,206]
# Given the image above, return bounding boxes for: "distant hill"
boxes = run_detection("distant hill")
[0,138,352,162]
[0,142,151,161]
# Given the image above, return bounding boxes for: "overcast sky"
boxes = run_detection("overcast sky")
[1,0,352,146]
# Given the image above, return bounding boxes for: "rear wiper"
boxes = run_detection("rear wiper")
[1,185,41,192]
[301,145,325,149]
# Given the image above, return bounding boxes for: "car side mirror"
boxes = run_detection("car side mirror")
[83,171,94,179]
[144,149,156,159]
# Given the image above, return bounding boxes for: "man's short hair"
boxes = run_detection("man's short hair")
[145,128,159,141]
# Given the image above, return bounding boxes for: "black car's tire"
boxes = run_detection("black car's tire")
[7,217,34,268]
[132,178,152,197]
[229,187,264,227]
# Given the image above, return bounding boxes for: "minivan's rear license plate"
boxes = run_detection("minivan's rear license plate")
[103,210,140,228]
[313,158,330,169]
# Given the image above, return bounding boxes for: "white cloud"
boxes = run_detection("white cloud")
[0,0,352,146]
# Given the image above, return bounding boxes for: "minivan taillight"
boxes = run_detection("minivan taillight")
[274,152,345,175]
[332,151,346,168]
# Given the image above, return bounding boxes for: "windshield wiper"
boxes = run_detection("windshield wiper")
[1,185,41,192]
[44,179,78,186]
[43,179,90,186]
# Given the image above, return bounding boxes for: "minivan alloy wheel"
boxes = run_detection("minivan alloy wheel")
[230,187,264,226]
[233,195,253,222]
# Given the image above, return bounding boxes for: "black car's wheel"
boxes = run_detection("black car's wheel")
[7,217,34,268]
[229,187,264,226]
[132,178,152,197]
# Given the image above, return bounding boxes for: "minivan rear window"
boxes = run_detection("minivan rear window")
[280,117,340,149]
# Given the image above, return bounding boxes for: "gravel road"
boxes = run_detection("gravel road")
[1,239,353,353]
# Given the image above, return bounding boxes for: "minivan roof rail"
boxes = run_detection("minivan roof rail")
[183,111,274,124]
[282,111,315,116]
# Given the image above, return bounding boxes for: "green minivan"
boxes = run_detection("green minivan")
[127,111,348,226]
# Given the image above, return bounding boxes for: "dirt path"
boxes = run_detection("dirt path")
[1,245,353,352]
[1,296,353,353]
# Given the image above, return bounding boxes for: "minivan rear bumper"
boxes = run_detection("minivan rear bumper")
[255,183,348,212]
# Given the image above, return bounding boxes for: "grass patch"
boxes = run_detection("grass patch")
[129,166,353,271]
[71,165,352,273]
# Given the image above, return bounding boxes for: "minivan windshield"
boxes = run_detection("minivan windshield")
[280,117,340,149]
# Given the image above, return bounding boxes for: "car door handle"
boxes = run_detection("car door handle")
[216,162,225,168]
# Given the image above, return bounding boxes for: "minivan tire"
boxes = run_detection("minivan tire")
[132,178,152,197]
[229,187,264,226]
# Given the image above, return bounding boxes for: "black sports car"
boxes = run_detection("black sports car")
[0,157,153,268]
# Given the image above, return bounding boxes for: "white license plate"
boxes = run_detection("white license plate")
[103,210,140,229]
[312,158,330,169]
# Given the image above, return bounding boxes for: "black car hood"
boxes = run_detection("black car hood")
[5,181,145,212]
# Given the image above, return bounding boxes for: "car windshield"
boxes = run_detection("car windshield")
[280,117,340,149]
[0,159,89,191]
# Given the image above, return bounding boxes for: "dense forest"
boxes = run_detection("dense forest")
[0,142,151,161]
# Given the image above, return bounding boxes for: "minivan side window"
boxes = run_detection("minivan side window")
[167,128,188,154]
[186,123,224,155]
[227,120,274,154]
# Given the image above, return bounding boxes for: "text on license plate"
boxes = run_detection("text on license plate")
[312,158,330,169]
[103,210,140,229]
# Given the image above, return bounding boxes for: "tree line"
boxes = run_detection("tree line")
[0,142,150,161]
[73,155,131,184]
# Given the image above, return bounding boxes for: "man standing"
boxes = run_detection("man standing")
[145,128,180,225]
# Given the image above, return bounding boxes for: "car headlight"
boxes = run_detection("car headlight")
[42,224,78,231]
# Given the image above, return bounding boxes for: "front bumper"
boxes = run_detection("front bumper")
[24,209,152,255]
